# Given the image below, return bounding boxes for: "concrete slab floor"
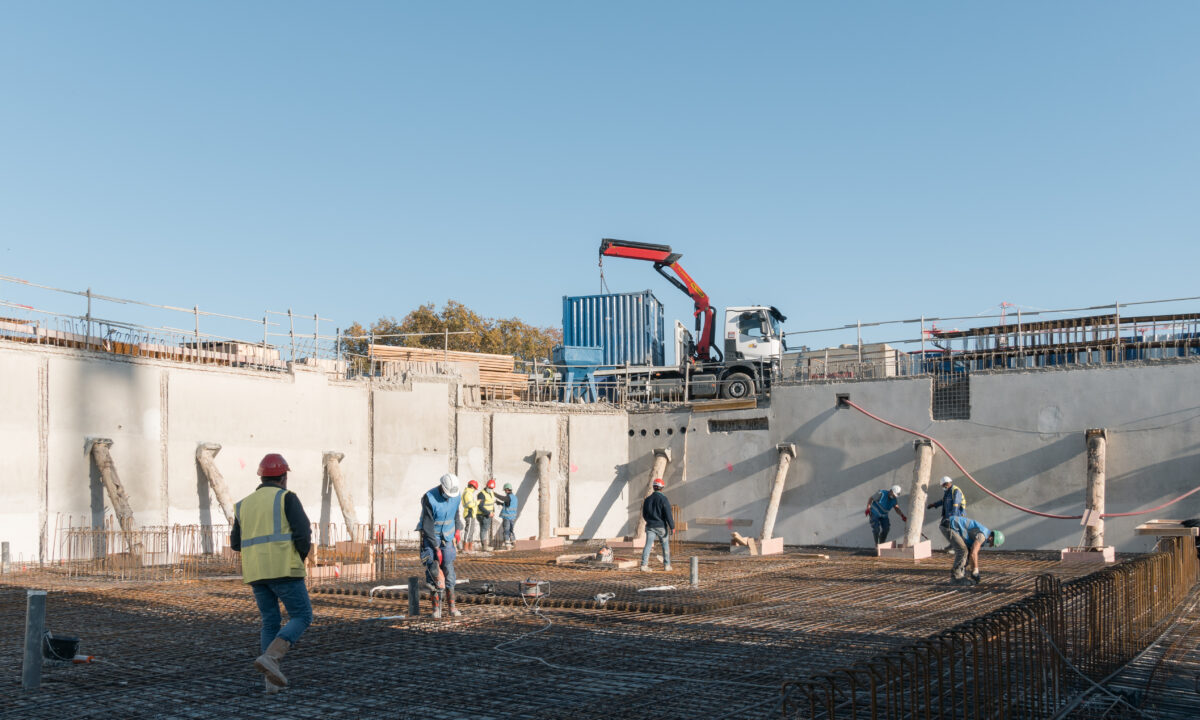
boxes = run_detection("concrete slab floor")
[0,545,1113,719]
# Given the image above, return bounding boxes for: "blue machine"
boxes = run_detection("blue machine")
[551,345,604,402]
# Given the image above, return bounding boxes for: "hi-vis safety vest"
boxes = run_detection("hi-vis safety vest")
[237,486,305,584]
[461,488,478,518]
[479,488,496,517]
[500,493,518,521]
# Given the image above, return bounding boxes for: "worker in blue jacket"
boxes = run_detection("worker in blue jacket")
[928,476,967,547]
[947,515,1005,585]
[496,482,519,549]
[416,473,464,619]
[864,485,907,545]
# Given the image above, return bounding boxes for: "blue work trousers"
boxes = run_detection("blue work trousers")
[251,577,313,653]
[501,518,515,544]
[420,535,456,590]
[870,515,891,545]
[479,516,493,547]
[641,526,671,567]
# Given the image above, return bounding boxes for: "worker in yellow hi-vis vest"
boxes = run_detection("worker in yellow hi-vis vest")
[231,453,313,694]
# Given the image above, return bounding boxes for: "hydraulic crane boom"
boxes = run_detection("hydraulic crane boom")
[599,238,721,362]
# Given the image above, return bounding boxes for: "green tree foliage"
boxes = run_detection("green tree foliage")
[343,301,561,368]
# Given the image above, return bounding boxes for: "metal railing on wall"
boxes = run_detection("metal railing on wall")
[0,275,344,376]
[780,297,1200,386]
[781,537,1200,719]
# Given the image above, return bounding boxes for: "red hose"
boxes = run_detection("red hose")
[842,399,1200,520]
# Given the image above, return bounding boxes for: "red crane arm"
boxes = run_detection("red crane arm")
[599,239,719,362]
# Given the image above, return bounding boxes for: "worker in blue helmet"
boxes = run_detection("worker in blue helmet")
[416,473,464,618]
[947,515,1005,585]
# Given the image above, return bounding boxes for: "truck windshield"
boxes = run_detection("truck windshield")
[766,313,781,338]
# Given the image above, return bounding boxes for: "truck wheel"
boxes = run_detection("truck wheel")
[722,372,755,399]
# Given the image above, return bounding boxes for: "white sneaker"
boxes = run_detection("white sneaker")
[639,565,652,572]
[664,564,673,571]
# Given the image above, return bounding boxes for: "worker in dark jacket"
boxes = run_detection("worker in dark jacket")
[928,476,967,548]
[640,478,674,572]
[416,473,464,618]
[230,453,313,694]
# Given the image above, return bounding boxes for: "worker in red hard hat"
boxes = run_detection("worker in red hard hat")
[459,480,480,553]
[640,478,674,572]
[477,478,498,552]
[231,452,313,694]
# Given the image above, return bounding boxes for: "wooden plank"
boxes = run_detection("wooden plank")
[691,398,758,413]
[1134,521,1198,537]
[553,527,582,537]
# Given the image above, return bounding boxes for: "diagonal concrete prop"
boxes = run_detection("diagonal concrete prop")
[761,443,797,541]
[86,438,143,560]
[195,443,236,525]
[323,451,359,534]
[902,439,936,549]
[635,448,672,540]
[535,450,553,540]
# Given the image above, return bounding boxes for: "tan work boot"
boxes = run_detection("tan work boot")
[254,637,290,687]
[264,676,283,695]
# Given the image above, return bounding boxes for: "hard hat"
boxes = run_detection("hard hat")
[467,479,479,489]
[890,485,902,496]
[486,478,496,489]
[503,482,513,491]
[990,530,1005,548]
[440,473,460,498]
[257,453,290,477]
[940,476,953,485]
[653,477,665,488]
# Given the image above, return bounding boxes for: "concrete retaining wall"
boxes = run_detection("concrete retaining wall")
[4,337,1199,561]
[0,342,632,561]
[626,362,1200,553]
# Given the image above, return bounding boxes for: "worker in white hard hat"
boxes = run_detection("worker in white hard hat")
[927,476,967,549]
[864,485,907,546]
[415,473,464,619]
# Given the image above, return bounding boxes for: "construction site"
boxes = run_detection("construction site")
[4,262,1200,719]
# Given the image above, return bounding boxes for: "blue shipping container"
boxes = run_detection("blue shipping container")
[562,291,665,367]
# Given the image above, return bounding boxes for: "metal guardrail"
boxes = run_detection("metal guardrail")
[781,538,1200,719]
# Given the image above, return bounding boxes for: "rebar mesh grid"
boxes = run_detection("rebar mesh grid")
[0,545,1149,720]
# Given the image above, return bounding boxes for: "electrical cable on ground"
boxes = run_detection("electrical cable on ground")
[843,399,1200,520]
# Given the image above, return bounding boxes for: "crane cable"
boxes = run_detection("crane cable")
[842,399,1200,520]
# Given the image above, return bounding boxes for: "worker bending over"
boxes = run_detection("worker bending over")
[928,475,967,549]
[947,515,1005,585]
[496,482,519,549]
[231,453,313,694]
[416,473,464,618]
[459,479,479,553]
[864,485,906,546]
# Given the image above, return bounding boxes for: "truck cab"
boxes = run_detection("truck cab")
[724,306,787,362]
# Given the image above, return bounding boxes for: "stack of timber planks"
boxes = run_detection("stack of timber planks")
[369,344,528,399]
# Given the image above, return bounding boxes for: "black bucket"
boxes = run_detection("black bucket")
[43,633,80,661]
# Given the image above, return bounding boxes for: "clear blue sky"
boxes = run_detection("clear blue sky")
[2,2,1197,352]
